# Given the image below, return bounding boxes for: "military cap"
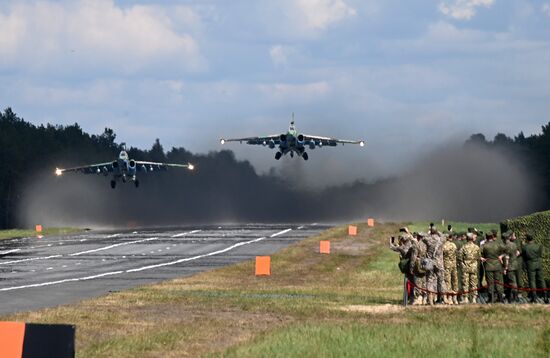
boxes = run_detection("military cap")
[467,227,474,233]
[417,232,427,238]
[491,229,498,236]
[398,233,410,241]
[466,232,475,240]
[501,231,511,239]
[525,233,534,241]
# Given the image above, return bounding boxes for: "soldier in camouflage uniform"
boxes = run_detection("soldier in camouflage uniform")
[502,231,519,303]
[510,233,525,300]
[389,232,415,303]
[522,234,547,303]
[409,232,428,305]
[459,233,480,304]
[481,231,506,303]
[454,232,466,302]
[473,228,487,295]
[422,227,446,305]
[443,234,459,304]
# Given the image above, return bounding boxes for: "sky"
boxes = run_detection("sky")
[1,0,550,185]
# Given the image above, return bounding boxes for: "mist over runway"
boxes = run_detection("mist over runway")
[0,224,327,314]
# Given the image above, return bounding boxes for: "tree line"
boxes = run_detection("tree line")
[1,107,549,229]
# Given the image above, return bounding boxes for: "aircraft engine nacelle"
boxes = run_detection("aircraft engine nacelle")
[280,134,287,143]
[309,141,316,150]
[268,139,276,149]
[128,160,136,176]
[296,134,305,145]
[112,161,119,171]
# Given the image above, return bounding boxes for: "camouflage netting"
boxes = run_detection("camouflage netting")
[501,210,550,286]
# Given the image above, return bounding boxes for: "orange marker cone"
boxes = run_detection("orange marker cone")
[367,218,375,227]
[348,225,357,236]
[0,322,25,358]
[255,256,271,276]
[320,240,330,254]
[35,225,43,233]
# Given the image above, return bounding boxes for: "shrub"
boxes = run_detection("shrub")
[501,210,550,286]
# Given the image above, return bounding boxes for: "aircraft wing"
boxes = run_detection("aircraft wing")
[55,162,114,176]
[220,135,281,145]
[134,161,194,172]
[302,134,365,147]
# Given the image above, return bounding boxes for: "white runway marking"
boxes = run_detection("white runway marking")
[1,230,198,265]
[0,255,63,266]
[271,228,292,237]
[0,228,294,292]
[171,230,202,238]
[0,271,124,291]
[0,249,21,255]
[69,237,161,256]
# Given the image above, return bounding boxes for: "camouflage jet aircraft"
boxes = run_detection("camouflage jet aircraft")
[220,116,365,160]
[55,150,194,189]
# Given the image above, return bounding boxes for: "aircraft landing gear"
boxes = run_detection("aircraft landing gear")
[302,152,308,161]
[110,180,117,189]
[134,180,140,188]
[290,151,294,158]
[275,152,282,160]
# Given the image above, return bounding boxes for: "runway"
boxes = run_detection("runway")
[0,224,328,315]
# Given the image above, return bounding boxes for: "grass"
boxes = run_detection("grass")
[0,227,82,240]
[1,222,548,357]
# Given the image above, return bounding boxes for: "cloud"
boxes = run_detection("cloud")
[269,45,289,66]
[438,0,495,20]
[0,0,204,74]
[294,0,356,30]
[258,81,331,103]
[276,0,356,38]
[543,3,550,16]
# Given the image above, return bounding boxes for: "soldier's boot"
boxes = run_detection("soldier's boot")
[472,295,478,304]
[412,296,422,305]
[421,295,427,305]
[427,293,434,306]
[462,297,469,305]
[497,293,504,304]
[442,295,449,305]
[452,295,458,305]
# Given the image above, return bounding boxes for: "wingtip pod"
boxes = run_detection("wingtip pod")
[55,168,63,176]
[360,141,365,147]
[188,163,195,171]
[220,139,226,145]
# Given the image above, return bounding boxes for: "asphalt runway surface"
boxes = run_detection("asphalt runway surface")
[0,224,328,315]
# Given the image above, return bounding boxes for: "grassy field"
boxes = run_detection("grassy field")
[1,222,549,357]
[0,227,82,241]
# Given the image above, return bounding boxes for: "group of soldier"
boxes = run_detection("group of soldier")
[390,224,548,305]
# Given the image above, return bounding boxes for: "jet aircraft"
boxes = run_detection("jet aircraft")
[220,116,365,160]
[55,150,194,188]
